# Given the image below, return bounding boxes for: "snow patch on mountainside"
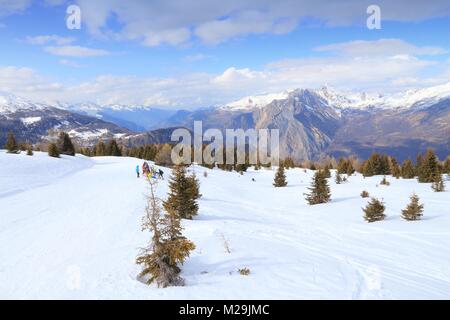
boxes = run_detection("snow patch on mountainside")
[222,91,290,110]
[21,116,42,125]
[68,129,109,140]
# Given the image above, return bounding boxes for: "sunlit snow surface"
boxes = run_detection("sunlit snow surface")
[1,151,449,299]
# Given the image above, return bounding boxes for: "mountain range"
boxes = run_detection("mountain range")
[1,82,450,161]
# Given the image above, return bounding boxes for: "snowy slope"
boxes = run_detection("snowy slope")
[1,152,450,299]
[0,151,93,198]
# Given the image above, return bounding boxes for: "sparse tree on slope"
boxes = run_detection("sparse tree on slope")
[305,170,331,205]
[418,149,440,183]
[401,194,424,221]
[401,159,415,179]
[335,173,343,184]
[57,132,75,156]
[363,198,386,223]
[360,190,370,198]
[136,179,195,288]
[95,139,106,156]
[160,205,195,278]
[322,165,331,178]
[273,165,288,187]
[390,157,401,178]
[282,157,295,169]
[362,153,390,177]
[337,157,348,175]
[107,139,122,156]
[5,132,18,153]
[443,157,450,174]
[48,143,60,158]
[163,166,199,219]
[431,174,445,192]
[186,172,202,201]
[380,176,390,186]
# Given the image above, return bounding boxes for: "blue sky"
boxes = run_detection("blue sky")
[1,0,450,108]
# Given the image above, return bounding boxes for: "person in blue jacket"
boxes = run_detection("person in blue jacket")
[136,165,140,178]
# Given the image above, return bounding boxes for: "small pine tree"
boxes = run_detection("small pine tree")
[335,173,343,184]
[163,166,200,219]
[418,149,440,183]
[337,157,348,174]
[107,139,122,156]
[323,165,331,178]
[431,174,445,192]
[401,159,415,179]
[187,172,202,201]
[346,163,355,176]
[363,198,386,223]
[401,194,424,221]
[390,157,401,178]
[283,157,295,169]
[95,139,106,156]
[48,143,60,158]
[18,142,27,151]
[360,190,369,198]
[443,157,450,174]
[305,170,331,205]
[380,176,390,186]
[136,179,195,288]
[26,146,33,156]
[5,132,19,153]
[362,153,391,177]
[57,132,75,156]
[273,165,288,187]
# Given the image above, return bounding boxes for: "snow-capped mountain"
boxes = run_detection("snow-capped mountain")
[0,93,50,113]
[159,82,450,161]
[0,93,133,147]
[221,82,450,112]
[2,81,450,160]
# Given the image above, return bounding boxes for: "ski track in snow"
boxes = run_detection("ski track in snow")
[1,151,450,299]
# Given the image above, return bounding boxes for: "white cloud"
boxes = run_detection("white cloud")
[44,45,111,57]
[140,28,191,47]
[0,66,63,96]
[315,39,447,56]
[213,67,266,84]
[195,10,297,44]
[25,35,75,45]
[2,1,450,46]
[72,0,450,46]
[1,39,449,108]
[0,0,31,17]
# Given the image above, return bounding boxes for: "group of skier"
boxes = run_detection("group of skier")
[136,161,164,180]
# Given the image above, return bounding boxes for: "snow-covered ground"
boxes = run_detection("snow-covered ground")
[1,150,450,299]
